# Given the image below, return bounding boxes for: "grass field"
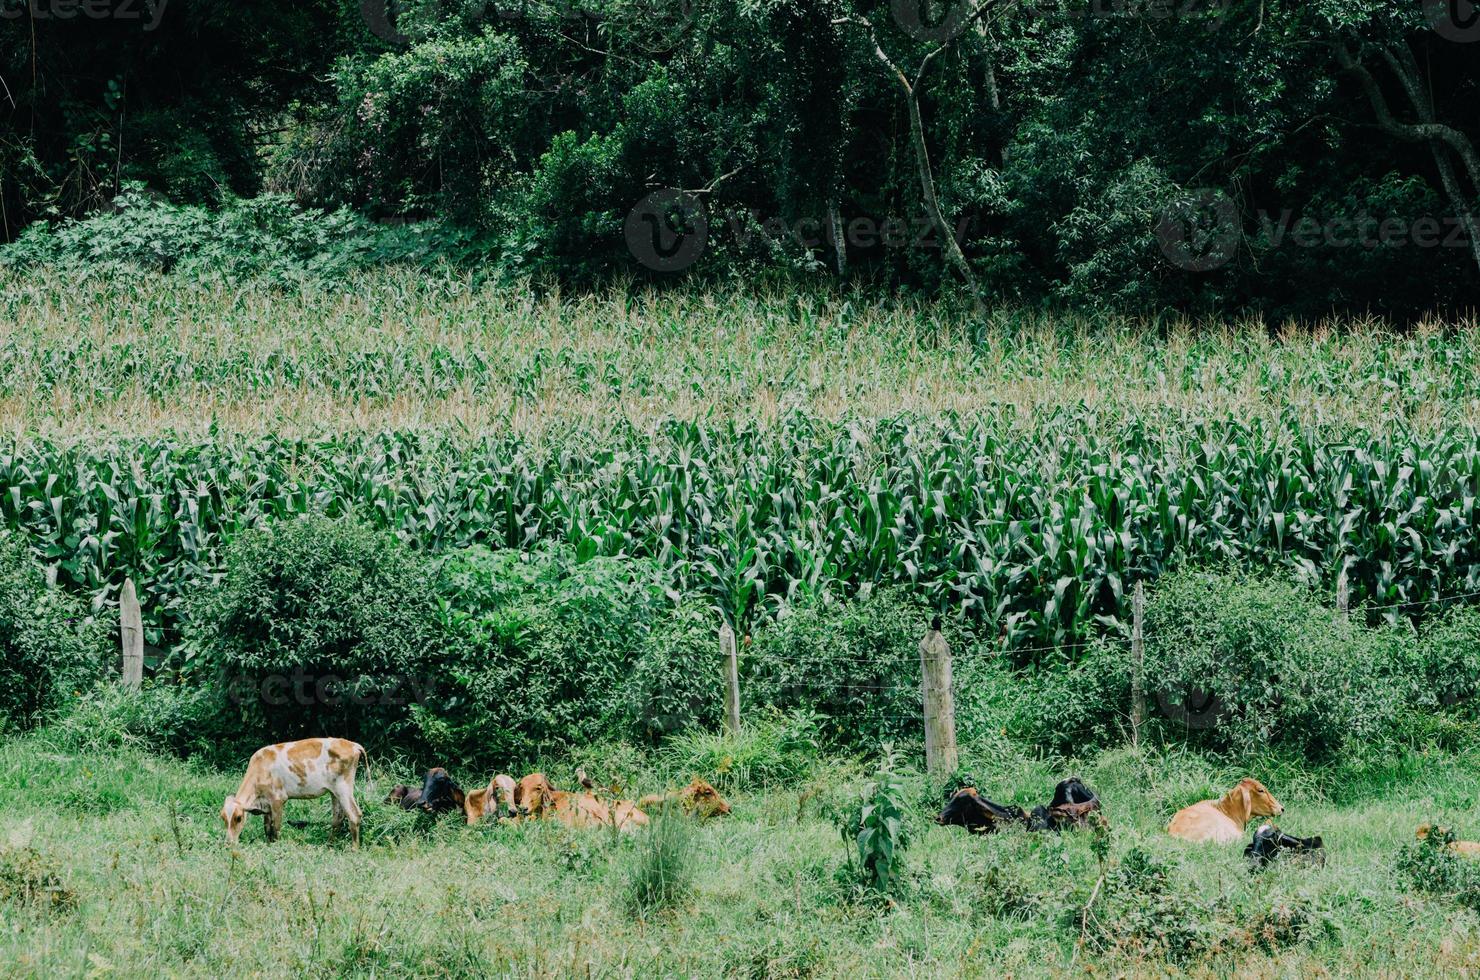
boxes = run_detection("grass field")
[3,729,1480,977]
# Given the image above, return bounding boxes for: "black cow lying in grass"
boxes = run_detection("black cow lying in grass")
[936,787,1028,833]
[938,778,1101,834]
[1244,823,1324,870]
[1028,777,1101,832]
[387,767,467,817]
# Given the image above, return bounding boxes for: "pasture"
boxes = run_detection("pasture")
[3,729,1480,977]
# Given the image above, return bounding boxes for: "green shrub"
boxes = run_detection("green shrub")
[1417,606,1480,715]
[746,591,929,749]
[427,544,709,764]
[0,532,109,733]
[48,683,242,762]
[186,514,446,747]
[1006,638,1132,753]
[660,709,821,794]
[1144,568,1416,762]
[1397,825,1480,913]
[623,805,697,919]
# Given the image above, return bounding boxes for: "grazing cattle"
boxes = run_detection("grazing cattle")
[1028,776,1101,832]
[1167,778,1283,844]
[1245,823,1324,870]
[937,787,1028,834]
[638,778,732,819]
[1416,824,1480,857]
[221,738,364,846]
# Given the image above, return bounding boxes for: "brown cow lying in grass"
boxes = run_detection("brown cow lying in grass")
[221,738,365,847]
[471,772,651,832]
[1416,824,1480,857]
[639,778,732,819]
[1167,778,1283,843]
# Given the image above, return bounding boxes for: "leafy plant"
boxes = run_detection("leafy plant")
[623,805,697,919]
[837,747,911,895]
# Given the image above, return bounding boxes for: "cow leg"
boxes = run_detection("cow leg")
[332,782,362,848]
[330,795,345,841]
[265,802,284,843]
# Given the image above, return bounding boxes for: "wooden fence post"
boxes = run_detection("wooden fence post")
[120,578,143,689]
[1336,560,1350,617]
[1130,581,1146,745]
[720,623,741,735]
[919,616,958,777]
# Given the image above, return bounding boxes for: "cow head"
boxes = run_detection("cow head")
[514,773,556,817]
[220,796,248,844]
[1237,778,1283,819]
[678,779,730,818]
[418,767,465,815]
[937,788,1024,833]
[488,774,520,820]
[1049,777,1096,808]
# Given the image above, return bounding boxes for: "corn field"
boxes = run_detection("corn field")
[7,407,1480,656]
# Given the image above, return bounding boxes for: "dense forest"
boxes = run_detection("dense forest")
[2,0,1477,317]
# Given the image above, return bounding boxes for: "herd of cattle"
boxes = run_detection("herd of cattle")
[218,737,730,846]
[224,738,1480,870]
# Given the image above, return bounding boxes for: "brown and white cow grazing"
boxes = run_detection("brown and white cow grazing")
[1167,778,1283,844]
[221,738,365,846]
[639,778,731,819]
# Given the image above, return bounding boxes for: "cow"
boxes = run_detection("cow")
[221,738,364,847]
[1416,824,1480,857]
[510,772,649,833]
[1245,823,1324,870]
[386,768,466,817]
[1167,778,1283,844]
[937,786,1029,834]
[466,773,520,826]
[1027,776,1101,832]
[638,778,731,819]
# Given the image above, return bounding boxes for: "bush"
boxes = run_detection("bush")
[186,514,446,747]
[426,545,713,765]
[1144,568,1416,762]
[48,683,241,762]
[746,591,930,749]
[1417,605,1480,714]
[0,532,109,733]
[1005,638,1132,753]
[660,709,821,794]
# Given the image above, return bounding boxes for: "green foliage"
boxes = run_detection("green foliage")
[1145,568,1419,762]
[660,709,822,794]
[746,591,929,747]
[0,532,108,733]
[426,544,714,763]
[838,748,911,895]
[623,805,697,919]
[1397,825,1480,913]
[1416,606,1480,715]
[187,514,446,747]
[0,186,476,282]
